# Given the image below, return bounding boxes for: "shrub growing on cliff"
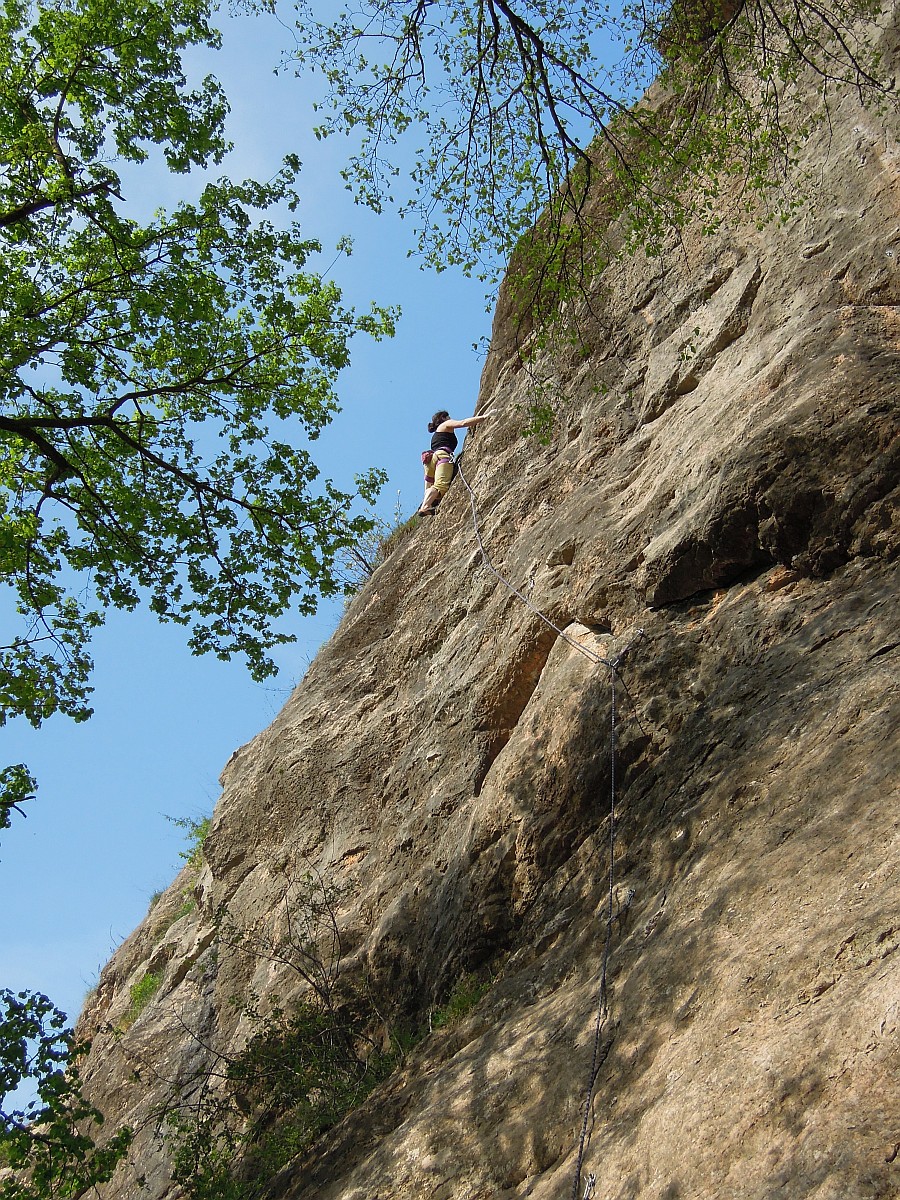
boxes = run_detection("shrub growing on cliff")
[168,814,213,869]
[120,972,162,1030]
[336,494,419,596]
[166,997,391,1199]
[156,856,503,1196]
[164,967,502,1195]
[163,861,392,1197]
[430,972,492,1030]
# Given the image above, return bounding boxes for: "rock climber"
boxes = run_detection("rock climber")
[418,410,489,516]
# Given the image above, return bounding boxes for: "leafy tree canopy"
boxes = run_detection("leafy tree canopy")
[0,0,396,817]
[292,0,894,281]
[0,989,132,1198]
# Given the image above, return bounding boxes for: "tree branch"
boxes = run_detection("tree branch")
[0,180,117,229]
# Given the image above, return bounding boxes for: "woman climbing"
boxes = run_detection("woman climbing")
[418,410,489,516]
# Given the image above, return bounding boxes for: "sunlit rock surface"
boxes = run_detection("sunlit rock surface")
[79,18,898,1199]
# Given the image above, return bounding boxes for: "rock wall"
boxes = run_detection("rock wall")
[79,16,899,1200]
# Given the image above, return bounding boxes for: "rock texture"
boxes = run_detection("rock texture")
[79,16,899,1200]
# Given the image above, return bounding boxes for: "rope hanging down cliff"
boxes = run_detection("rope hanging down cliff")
[454,457,644,1199]
[456,456,619,670]
[569,625,644,1200]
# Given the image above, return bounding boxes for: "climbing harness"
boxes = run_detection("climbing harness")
[421,448,457,507]
[455,457,644,1200]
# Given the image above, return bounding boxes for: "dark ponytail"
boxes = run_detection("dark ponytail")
[428,410,450,433]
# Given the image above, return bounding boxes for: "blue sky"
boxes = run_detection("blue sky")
[0,4,491,1027]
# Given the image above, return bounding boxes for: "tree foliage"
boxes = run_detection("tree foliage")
[293,0,895,281]
[0,989,131,1198]
[0,0,395,802]
[0,766,35,840]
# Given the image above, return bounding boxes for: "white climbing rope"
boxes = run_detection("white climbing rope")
[455,458,615,669]
[453,457,644,1199]
[570,667,617,1200]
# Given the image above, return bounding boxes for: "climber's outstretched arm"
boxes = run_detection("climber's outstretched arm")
[438,415,489,432]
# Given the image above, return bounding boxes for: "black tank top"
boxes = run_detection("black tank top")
[430,429,458,453]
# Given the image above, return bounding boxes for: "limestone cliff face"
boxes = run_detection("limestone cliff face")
[79,18,899,1200]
